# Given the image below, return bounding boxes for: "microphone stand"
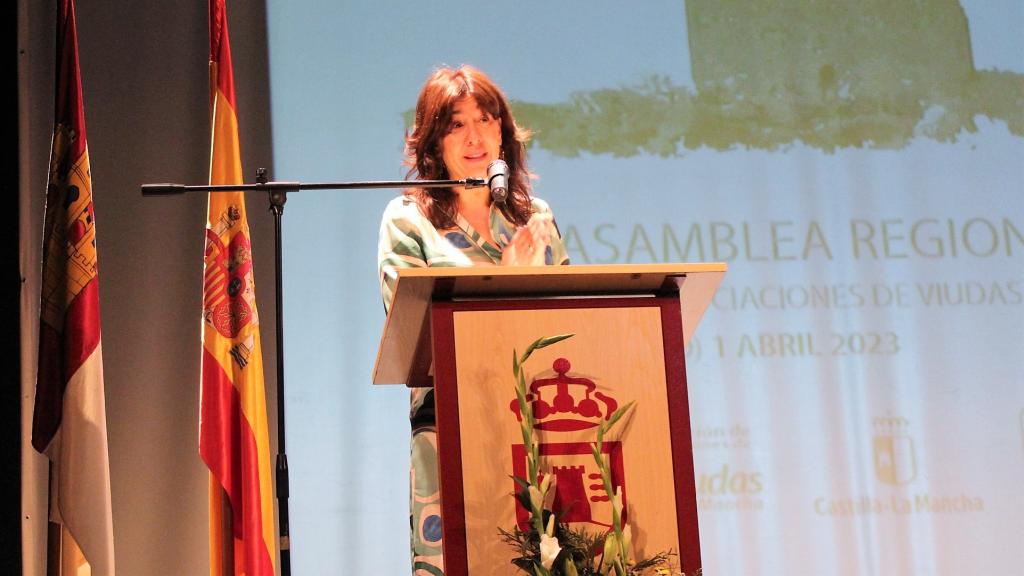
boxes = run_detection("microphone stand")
[142,169,485,576]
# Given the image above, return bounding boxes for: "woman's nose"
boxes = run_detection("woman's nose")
[465,121,481,143]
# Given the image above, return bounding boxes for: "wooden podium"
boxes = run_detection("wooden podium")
[373,263,726,576]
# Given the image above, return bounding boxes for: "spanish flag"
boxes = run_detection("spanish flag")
[32,1,115,574]
[199,1,276,574]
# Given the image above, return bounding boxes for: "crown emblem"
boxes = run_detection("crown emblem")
[509,358,618,432]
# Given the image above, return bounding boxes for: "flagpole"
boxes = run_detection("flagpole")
[143,171,485,575]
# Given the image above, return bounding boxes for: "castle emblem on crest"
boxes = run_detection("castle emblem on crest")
[873,416,917,486]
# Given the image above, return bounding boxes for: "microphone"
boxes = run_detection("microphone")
[141,183,188,195]
[487,159,508,203]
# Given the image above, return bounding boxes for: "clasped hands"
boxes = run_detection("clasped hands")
[500,213,552,267]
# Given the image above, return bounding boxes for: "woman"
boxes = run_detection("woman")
[378,65,569,575]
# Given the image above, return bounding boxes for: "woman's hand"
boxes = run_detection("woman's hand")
[501,213,552,266]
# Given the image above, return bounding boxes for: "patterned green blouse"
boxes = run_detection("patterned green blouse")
[377,194,570,313]
[378,193,571,571]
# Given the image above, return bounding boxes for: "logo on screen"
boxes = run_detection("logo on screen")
[873,416,917,485]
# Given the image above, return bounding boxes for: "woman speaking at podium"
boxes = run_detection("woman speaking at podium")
[377,65,569,574]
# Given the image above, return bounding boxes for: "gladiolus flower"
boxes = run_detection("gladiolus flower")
[540,534,561,570]
[542,474,557,510]
[540,472,553,493]
[528,485,543,513]
[601,532,618,568]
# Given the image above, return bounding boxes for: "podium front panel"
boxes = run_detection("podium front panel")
[431,296,700,575]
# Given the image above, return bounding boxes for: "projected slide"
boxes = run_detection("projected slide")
[267,1,1023,573]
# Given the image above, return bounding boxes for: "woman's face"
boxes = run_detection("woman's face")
[440,96,502,182]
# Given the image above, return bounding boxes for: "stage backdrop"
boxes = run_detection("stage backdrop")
[265,1,1023,574]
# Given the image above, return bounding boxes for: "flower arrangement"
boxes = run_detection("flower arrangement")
[501,335,700,576]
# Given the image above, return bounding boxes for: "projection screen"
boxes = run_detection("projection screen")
[265,1,1023,573]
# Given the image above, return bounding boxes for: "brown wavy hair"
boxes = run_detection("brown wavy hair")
[404,65,534,228]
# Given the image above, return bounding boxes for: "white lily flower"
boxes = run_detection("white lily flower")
[539,533,561,570]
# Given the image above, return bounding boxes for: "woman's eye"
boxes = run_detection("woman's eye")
[448,121,464,133]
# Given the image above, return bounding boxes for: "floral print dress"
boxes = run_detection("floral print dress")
[378,194,569,575]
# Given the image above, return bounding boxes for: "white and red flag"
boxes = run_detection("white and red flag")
[32,0,115,574]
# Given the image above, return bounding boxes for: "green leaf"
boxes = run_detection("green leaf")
[521,338,542,364]
[515,387,530,412]
[602,476,615,512]
[533,333,575,349]
[522,333,573,365]
[520,424,533,452]
[525,334,547,350]
[603,401,635,433]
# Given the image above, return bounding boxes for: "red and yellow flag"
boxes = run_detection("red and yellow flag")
[198,1,276,575]
[32,1,115,574]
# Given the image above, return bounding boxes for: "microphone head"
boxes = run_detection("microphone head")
[487,159,509,203]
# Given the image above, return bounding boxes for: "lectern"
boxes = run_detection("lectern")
[373,263,726,576]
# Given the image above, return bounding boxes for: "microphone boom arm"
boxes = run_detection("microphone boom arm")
[141,176,486,196]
